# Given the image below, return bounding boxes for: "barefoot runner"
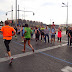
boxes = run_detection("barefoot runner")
[22,24,34,52]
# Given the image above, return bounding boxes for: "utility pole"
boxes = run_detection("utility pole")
[16,0,17,26]
[18,5,19,24]
[24,8,25,20]
[12,5,13,25]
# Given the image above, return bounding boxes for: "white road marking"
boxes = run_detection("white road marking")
[0,43,67,63]
[61,66,72,72]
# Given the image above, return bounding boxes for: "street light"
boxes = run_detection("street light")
[18,10,35,16]
[6,5,13,21]
[17,9,35,25]
[62,2,68,27]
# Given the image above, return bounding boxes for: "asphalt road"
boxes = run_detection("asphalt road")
[0,31,72,72]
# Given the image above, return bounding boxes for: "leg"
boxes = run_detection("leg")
[68,37,69,45]
[28,40,34,52]
[41,34,42,40]
[70,38,71,46]
[47,34,49,43]
[60,37,61,43]
[54,35,55,42]
[21,36,24,42]
[51,35,52,43]
[44,34,46,43]
[43,35,45,40]
[36,34,38,42]
[23,39,27,52]
[4,40,11,57]
[57,37,59,42]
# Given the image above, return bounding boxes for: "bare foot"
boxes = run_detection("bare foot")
[22,50,25,52]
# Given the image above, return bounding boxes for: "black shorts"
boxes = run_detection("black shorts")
[36,34,39,40]
[41,32,44,35]
[25,38,30,40]
[51,35,55,39]
[4,40,11,52]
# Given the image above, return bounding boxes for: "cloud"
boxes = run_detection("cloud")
[0,10,5,15]
[41,2,56,7]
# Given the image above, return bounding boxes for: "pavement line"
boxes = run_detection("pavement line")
[40,52,72,65]
[0,43,67,63]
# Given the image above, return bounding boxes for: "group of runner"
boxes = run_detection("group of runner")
[0,21,72,65]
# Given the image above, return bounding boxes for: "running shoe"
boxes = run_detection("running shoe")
[22,41,24,42]
[22,50,25,52]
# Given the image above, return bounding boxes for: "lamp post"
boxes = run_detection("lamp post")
[16,0,17,26]
[17,10,35,17]
[17,9,35,26]
[6,5,13,25]
[62,2,68,27]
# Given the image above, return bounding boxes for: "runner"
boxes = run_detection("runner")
[14,26,17,40]
[50,25,56,43]
[40,26,45,42]
[22,24,34,52]
[17,24,20,35]
[0,21,16,64]
[57,27,62,43]
[44,26,49,43]
[35,27,40,44]
[17,25,25,42]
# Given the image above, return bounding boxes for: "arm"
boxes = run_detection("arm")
[17,28,23,33]
[0,27,3,35]
[69,33,71,38]
[35,30,37,34]
[12,28,16,36]
[12,30,16,36]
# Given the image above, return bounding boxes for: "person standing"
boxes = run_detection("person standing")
[50,25,56,43]
[35,27,40,43]
[1,21,16,64]
[57,27,62,43]
[67,27,71,46]
[40,26,45,42]
[44,26,49,43]
[69,27,72,46]
[22,24,34,52]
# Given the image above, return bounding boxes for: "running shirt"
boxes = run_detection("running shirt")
[22,27,25,36]
[24,27,32,38]
[32,29,34,34]
[1,25,15,40]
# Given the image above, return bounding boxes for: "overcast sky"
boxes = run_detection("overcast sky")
[0,0,72,25]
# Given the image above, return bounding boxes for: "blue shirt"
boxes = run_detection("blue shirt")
[51,28,55,35]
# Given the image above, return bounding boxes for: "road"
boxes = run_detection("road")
[0,31,72,72]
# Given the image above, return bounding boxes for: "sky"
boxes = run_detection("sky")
[0,0,72,25]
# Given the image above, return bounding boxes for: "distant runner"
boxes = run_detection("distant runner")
[17,25,25,42]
